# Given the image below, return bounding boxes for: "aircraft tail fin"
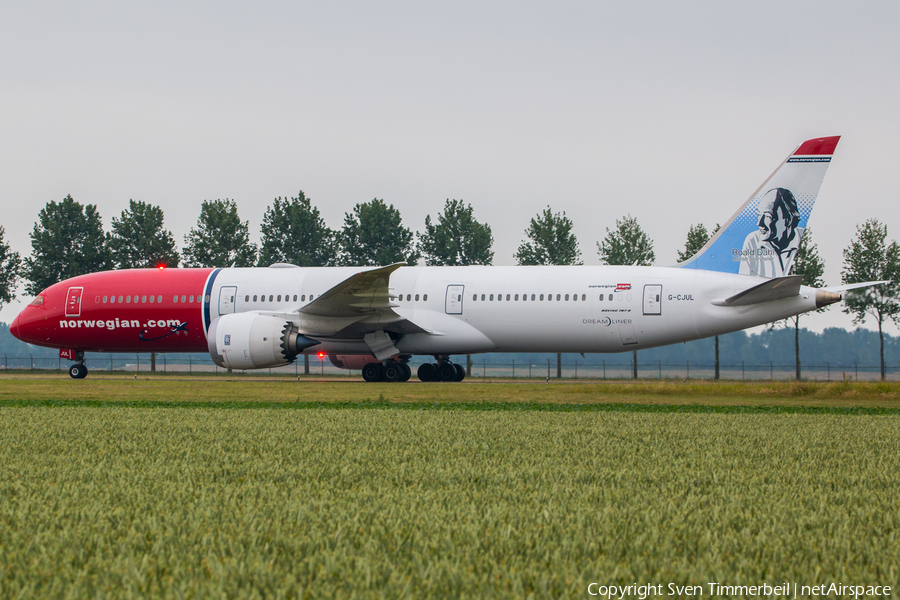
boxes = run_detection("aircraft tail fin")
[677,136,840,277]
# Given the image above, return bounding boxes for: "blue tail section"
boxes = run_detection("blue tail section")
[677,136,839,278]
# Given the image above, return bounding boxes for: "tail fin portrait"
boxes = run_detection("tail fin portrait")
[678,136,840,277]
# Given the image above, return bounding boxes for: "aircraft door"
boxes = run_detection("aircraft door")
[65,287,84,317]
[643,284,662,315]
[218,286,237,316]
[445,285,464,315]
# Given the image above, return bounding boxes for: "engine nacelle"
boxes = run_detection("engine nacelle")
[208,312,319,370]
[328,354,381,370]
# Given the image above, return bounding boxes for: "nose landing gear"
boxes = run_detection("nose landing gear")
[68,351,88,379]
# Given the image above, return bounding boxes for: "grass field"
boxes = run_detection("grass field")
[3,376,900,408]
[0,380,898,598]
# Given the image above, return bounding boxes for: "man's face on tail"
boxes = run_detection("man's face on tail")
[757,189,789,244]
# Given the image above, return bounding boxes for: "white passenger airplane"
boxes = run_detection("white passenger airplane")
[11,135,876,381]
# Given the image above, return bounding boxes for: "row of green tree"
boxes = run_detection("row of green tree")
[0,192,663,298]
[0,193,898,378]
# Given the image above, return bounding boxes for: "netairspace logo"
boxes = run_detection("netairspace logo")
[585,582,892,599]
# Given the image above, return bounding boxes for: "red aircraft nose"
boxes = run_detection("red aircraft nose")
[10,296,46,345]
[9,313,21,340]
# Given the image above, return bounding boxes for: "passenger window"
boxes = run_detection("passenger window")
[189,295,195,303]
[565,294,569,301]
[540,294,544,301]
[301,295,306,301]
[102,296,108,303]
[277,295,282,302]
[245,295,249,302]
[415,294,420,301]
[489,294,494,301]
[505,294,510,301]
[109,296,115,304]
[481,294,485,301]
[599,295,604,301]
[293,295,297,301]
[472,295,477,301]
[149,295,155,303]
[309,295,314,300]
[118,296,123,303]
[253,295,258,302]
[582,294,586,301]
[514,294,519,301]
[268,295,273,302]
[141,295,146,303]
[125,296,131,303]
[556,294,560,301]
[608,294,613,301]
[423,294,428,301]
[531,294,535,301]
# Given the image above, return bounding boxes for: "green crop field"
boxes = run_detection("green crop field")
[0,380,898,598]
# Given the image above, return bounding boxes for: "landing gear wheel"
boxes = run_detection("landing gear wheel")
[399,363,412,382]
[383,362,403,382]
[362,363,384,382]
[438,362,457,382]
[417,363,436,382]
[68,364,88,379]
[454,364,466,382]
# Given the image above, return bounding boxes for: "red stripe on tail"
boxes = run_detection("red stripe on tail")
[794,136,840,156]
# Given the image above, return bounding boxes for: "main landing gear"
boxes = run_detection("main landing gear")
[362,360,413,383]
[360,356,466,382]
[417,357,465,382]
[68,351,88,379]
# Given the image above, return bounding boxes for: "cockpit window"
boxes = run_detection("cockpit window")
[30,296,44,307]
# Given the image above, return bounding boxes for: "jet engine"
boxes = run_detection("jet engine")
[208,312,319,370]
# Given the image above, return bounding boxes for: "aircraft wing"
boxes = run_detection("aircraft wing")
[288,263,430,337]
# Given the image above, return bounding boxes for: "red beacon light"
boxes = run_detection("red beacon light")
[157,264,166,269]
[317,351,325,359]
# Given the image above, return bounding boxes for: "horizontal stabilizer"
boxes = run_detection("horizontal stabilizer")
[712,275,802,307]
[822,280,890,293]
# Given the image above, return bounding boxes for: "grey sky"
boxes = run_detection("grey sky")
[2,2,899,333]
